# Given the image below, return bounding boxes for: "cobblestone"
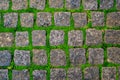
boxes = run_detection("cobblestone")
[117,0,120,10]
[0,0,9,10]
[0,69,8,80]
[100,0,114,9]
[49,0,64,8]
[33,70,46,80]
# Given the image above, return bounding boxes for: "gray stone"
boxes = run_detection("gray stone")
[20,13,34,27]
[12,70,30,80]
[84,67,99,80]
[30,0,45,10]
[14,50,30,66]
[33,70,46,80]
[72,13,87,28]
[50,49,66,66]
[50,69,66,80]
[117,0,120,10]
[50,30,64,46]
[100,0,114,9]
[102,67,116,80]
[33,49,47,65]
[83,0,98,10]
[88,48,104,65]
[69,48,86,66]
[0,33,14,47]
[32,30,46,46]
[54,12,70,26]
[92,12,104,26]
[107,47,120,64]
[0,69,8,80]
[15,31,29,47]
[12,0,28,10]
[105,30,120,44]
[68,30,83,46]
[86,29,102,46]
[0,0,9,10]
[4,13,18,27]
[36,12,52,27]
[49,0,64,8]
[67,68,82,80]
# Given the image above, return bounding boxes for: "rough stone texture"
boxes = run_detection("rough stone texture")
[20,13,34,27]
[14,50,30,66]
[15,31,29,47]
[33,49,47,65]
[50,30,64,46]
[86,29,102,46]
[30,0,45,10]
[54,12,70,26]
[69,48,86,66]
[12,70,30,80]
[36,12,52,27]
[67,68,82,80]
[4,13,18,27]
[33,70,46,80]
[32,30,46,46]
[68,30,83,46]
[102,67,116,80]
[12,0,28,10]
[105,30,120,44]
[0,33,14,47]
[107,47,120,64]
[84,67,99,80]
[107,12,120,27]
[83,0,98,10]
[0,0,9,10]
[0,69,8,80]
[50,49,66,66]
[66,0,80,10]
[100,0,114,9]
[50,69,66,80]
[92,12,104,26]
[72,13,87,28]
[88,48,104,65]
[49,0,64,8]
[117,0,120,10]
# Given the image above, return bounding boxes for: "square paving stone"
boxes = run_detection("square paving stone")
[32,30,46,46]
[12,70,30,80]
[117,0,120,10]
[30,0,45,10]
[4,13,18,27]
[92,12,104,27]
[50,30,65,46]
[105,30,120,44]
[102,67,116,80]
[0,0,9,10]
[0,33,14,47]
[69,48,86,66]
[36,12,52,27]
[107,47,120,64]
[68,30,83,46]
[49,0,64,8]
[54,12,70,26]
[20,13,34,27]
[33,49,47,65]
[15,31,29,47]
[33,70,47,80]
[83,0,98,10]
[72,13,87,28]
[50,49,66,66]
[0,50,11,66]
[88,48,104,65]
[0,69,8,80]
[66,0,80,10]
[12,0,28,10]
[14,50,30,66]
[86,29,102,46]
[67,68,82,80]
[100,0,114,9]
[84,67,99,80]
[50,69,66,80]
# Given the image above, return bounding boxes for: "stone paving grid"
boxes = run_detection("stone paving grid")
[0,0,120,80]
